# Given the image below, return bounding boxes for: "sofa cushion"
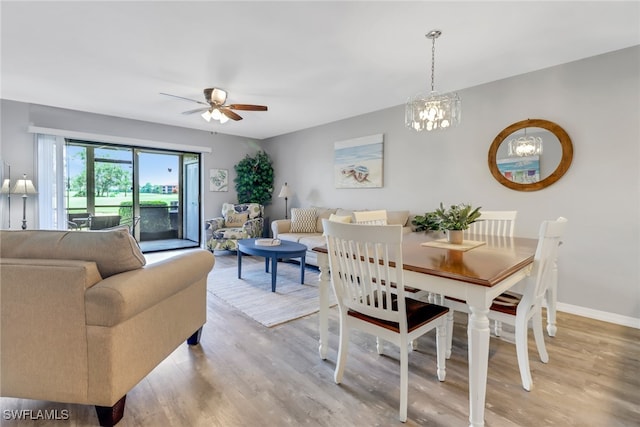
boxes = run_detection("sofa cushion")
[0,229,145,278]
[226,212,249,227]
[313,207,338,233]
[329,213,352,223]
[298,235,326,251]
[336,208,356,221]
[354,210,388,225]
[387,210,410,226]
[290,208,317,233]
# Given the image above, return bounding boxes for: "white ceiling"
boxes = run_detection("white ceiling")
[2,1,639,140]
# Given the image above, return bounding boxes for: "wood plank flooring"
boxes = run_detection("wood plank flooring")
[2,252,639,426]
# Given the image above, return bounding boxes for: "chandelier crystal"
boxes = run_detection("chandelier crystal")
[406,30,461,132]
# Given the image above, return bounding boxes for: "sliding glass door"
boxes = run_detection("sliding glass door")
[64,140,201,252]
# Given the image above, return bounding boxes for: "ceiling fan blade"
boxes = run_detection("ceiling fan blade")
[160,92,209,106]
[228,104,268,111]
[221,108,243,121]
[181,107,209,115]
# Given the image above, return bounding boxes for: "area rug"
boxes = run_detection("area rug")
[208,261,336,327]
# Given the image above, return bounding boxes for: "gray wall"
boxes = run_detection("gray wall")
[263,46,640,323]
[1,46,638,323]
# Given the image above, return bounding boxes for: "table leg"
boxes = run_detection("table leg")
[317,253,330,360]
[467,302,491,427]
[237,249,242,279]
[300,255,306,284]
[271,255,277,292]
[265,256,269,273]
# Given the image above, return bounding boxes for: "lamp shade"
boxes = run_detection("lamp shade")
[1,179,10,194]
[278,183,292,198]
[11,176,37,195]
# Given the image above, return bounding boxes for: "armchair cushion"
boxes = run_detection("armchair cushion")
[225,212,249,227]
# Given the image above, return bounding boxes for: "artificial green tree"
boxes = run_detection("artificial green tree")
[234,151,274,206]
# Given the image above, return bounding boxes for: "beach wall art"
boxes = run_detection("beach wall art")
[334,134,384,188]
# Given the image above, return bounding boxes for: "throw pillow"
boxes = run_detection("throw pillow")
[328,214,352,223]
[226,212,249,227]
[290,208,318,233]
[354,209,388,225]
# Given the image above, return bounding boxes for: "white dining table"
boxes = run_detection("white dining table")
[313,232,539,427]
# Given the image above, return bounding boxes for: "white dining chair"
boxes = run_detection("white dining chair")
[466,210,517,237]
[442,211,518,336]
[322,220,448,422]
[444,217,567,391]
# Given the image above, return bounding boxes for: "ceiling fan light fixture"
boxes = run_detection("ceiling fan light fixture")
[210,88,227,105]
[211,108,222,120]
[219,113,229,124]
[201,110,212,122]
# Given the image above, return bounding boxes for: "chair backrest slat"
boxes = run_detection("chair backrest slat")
[467,210,517,237]
[324,220,405,328]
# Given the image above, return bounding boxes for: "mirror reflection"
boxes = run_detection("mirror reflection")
[495,127,561,184]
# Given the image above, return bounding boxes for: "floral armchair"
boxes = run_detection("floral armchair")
[205,203,264,251]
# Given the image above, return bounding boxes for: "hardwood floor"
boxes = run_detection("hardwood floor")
[2,252,639,426]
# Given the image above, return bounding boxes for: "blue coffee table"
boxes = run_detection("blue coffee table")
[237,239,307,292]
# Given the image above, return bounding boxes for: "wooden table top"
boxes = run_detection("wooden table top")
[313,231,538,288]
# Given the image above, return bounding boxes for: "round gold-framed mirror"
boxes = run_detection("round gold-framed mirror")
[488,118,573,191]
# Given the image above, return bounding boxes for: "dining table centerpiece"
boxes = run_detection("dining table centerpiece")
[434,202,482,244]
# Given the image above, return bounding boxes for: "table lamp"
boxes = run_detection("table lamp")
[11,174,37,230]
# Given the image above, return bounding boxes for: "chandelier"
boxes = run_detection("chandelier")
[508,129,543,157]
[406,30,461,132]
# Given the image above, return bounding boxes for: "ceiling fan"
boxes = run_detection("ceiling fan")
[160,88,268,123]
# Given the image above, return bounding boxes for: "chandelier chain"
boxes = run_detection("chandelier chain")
[431,36,436,92]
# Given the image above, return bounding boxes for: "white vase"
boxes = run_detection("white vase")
[446,229,464,244]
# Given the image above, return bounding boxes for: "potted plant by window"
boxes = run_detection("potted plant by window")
[434,202,482,244]
[234,151,274,206]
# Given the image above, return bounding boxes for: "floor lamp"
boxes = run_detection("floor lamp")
[11,174,37,230]
[1,178,10,228]
[278,182,292,219]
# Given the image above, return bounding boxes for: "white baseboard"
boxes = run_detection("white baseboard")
[556,302,640,329]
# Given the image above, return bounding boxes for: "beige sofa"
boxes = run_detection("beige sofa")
[271,208,412,266]
[0,229,215,426]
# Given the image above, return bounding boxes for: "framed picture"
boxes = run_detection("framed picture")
[334,133,383,188]
[209,168,229,192]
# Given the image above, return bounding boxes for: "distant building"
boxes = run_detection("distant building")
[161,184,178,194]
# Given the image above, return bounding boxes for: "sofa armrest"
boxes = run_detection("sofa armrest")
[271,219,292,238]
[85,249,215,327]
